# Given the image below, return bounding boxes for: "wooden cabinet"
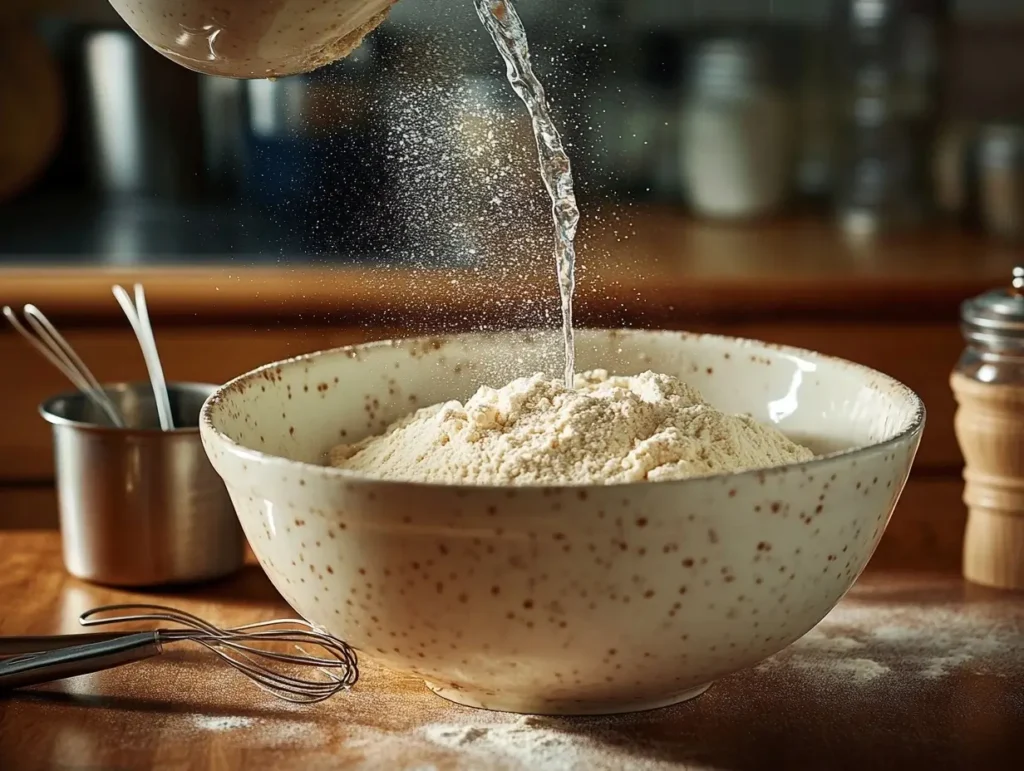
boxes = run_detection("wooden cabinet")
[0,325,410,482]
[0,320,963,483]
[1,213,1014,571]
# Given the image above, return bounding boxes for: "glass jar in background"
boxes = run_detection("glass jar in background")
[952,267,1024,591]
[830,0,949,237]
[795,31,837,204]
[679,38,794,221]
[569,32,684,202]
[978,124,1024,243]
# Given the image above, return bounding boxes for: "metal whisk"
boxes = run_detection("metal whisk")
[0,604,358,704]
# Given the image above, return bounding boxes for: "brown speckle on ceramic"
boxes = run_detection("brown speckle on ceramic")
[198,328,924,716]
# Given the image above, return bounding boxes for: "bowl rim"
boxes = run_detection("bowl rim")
[200,328,927,490]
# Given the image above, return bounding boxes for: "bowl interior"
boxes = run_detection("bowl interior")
[205,329,923,474]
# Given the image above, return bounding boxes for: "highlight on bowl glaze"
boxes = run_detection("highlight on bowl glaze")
[200,329,925,715]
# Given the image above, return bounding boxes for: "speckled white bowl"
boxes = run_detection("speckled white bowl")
[200,329,924,715]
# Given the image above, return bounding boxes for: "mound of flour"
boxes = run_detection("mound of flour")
[329,370,813,485]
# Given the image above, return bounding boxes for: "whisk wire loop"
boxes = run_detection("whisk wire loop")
[78,603,358,703]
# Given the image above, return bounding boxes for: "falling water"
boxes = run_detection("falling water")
[475,0,579,386]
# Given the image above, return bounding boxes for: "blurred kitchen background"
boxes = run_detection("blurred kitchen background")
[3,0,1023,264]
[3,0,1023,567]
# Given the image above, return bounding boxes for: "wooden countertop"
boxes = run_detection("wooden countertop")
[1,531,1022,770]
[1,212,1001,499]
[1,213,1019,325]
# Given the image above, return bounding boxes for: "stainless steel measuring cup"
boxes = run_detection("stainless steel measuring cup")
[40,382,245,587]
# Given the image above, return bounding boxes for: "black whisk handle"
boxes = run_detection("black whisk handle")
[0,632,129,657]
[0,631,162,690]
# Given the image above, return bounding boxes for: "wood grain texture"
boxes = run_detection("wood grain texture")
[951,374,1024,590]
[0,532,1021,771]
[0,485,57,529]
[0,321,964,481]
[1,212,1000,482]
[867,475,966,573]
[0,326,412,481]
[0,212,1016,324]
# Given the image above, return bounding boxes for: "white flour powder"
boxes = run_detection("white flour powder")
[756,598,1022,684]
[190,715,255,732]
[330,370,813,484]
[416,716,683,771]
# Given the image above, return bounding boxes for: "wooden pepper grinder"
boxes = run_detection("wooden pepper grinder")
[952,266,1024,590]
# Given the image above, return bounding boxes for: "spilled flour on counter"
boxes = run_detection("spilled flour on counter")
[329,370,813,484]
[757,598,1023,684]
[339,713,688,771]
[416,715,680,771]
[189,715,255,732]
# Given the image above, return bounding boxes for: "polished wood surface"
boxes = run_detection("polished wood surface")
[1,213,1018,324]
[0,531,1022,771]
[1,214,1005,484]
[0,214,1007,579]
[0,325,409,482]
[0,321,964,482]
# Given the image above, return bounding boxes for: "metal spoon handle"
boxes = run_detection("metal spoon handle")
[0,631,162,690]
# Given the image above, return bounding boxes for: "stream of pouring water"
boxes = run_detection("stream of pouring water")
[475,0,579,387]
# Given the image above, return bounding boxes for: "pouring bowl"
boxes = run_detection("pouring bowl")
[107,0,397,78]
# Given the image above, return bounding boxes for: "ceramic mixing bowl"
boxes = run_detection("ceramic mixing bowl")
[200,329,924,715]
